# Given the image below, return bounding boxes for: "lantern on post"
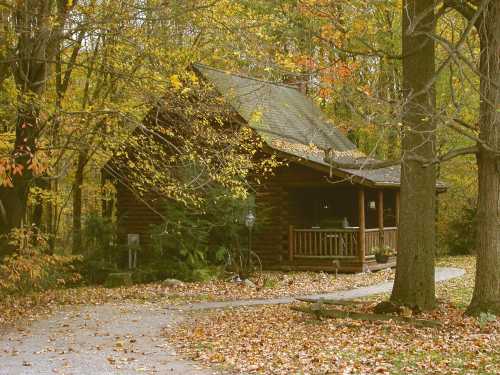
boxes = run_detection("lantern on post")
[127,234,140,269]
[244,211,256,254]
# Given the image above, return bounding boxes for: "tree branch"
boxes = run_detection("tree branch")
[434,145,479,164]
[444,119,497,153]
[443,0,478,22]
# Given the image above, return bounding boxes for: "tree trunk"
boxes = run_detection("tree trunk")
[0,99,39,256]
[0,185,26,257]
[467,1,500,316]
[390,0,437,310]
[32,176,50,229]
[72,151,88,254]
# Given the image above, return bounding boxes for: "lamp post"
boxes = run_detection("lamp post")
[244,211,256,255]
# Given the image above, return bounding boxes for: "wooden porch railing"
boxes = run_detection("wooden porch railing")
[289,227,358,259]
[288,226,398,261]
[365,227,398,256]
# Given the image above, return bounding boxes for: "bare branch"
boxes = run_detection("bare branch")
[443,0,478,22]
[434,145,479,164]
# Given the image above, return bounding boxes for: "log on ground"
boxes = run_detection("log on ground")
[291,305,442,328]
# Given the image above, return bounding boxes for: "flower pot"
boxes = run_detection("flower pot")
[375,253,389,263]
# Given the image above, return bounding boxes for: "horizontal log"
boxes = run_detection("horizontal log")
[295,298,365,305]
[293,255,358,259]
[291,306,442,328]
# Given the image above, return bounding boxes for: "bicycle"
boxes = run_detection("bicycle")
[222,245,262,281]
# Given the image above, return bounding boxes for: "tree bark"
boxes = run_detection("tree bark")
[390,0,437,310]
[0,99,39,256]
[72,151,88,254]
[467,0,500,316]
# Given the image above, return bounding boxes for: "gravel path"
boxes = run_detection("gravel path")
[0,267,464,375]
[0,303,216,375]
[174,267,465,311]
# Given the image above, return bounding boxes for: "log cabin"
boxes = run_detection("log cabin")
[106,63,444,273]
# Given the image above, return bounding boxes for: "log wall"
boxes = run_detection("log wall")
[115,183,164,250]
[113,160,399,272]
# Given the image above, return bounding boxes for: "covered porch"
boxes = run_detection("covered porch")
[285,187,400,273]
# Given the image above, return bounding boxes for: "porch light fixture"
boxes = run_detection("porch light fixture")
[245,211,256,229]
[127,233,140,269]
[369,200,376,210]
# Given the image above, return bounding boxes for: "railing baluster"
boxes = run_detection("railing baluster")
[313,232,316,256]
[349,233,352,256]
[299,232,302,255]
[334,234,337,256]
[341,233,346,256]
[298,232,301,255]
[320,232,323,256]
[350,232,354,255]
[308,232,311,256]
[350,233,353,256]
[329,232,332,256]
[343,233,347,256]
[319,232,322,256]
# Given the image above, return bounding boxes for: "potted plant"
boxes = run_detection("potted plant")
[374,246,395,263]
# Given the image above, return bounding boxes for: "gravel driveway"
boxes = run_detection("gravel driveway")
[0,303,215,375]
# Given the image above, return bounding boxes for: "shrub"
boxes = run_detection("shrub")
[82,212,120,262]
[104,272,133,288]
[0,227,81,295]
[76,259,118,285]
[145,187,259,282]
[0,253,82,295]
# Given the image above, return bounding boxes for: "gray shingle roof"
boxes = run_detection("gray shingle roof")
[193,63,402,187]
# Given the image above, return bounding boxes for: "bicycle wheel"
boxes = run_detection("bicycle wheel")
[240,250,262,279]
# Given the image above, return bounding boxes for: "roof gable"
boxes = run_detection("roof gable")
[193,64,356,153]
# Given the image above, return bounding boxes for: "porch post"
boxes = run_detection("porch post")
[357,188,366,265]
[377,190,384,247]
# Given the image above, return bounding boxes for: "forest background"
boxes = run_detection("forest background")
[0,0,483,288]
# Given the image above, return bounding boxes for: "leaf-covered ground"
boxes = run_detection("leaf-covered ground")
[0,266,394,329]
[165,256,500,374]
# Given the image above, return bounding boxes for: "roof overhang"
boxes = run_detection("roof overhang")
[262,144,447,192]
[262,144,383,189]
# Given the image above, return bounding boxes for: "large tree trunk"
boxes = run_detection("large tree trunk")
[72,151,88,254]
[0,99,39,256]
[390,0,437,310]
[467,1,500,316]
